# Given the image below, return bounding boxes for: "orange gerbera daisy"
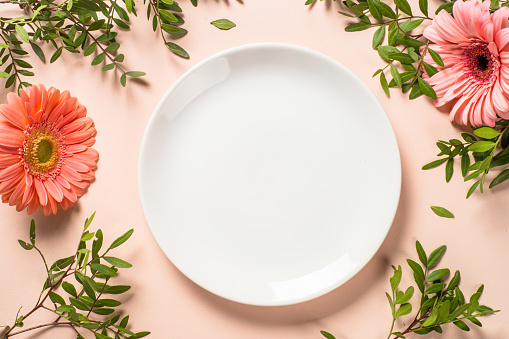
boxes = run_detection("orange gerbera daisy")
[0,85,98,216]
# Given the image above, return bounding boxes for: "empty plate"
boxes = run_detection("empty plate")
[138,43,401,306]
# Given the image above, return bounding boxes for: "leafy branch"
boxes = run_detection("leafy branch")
[320,241,498,339]
[0,213,149,339]
[423,124,509,197]
[307,0,451,100]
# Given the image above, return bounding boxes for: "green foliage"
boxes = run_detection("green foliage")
[145,0,190,58]
[326,0,440,100]
[0,0,219,89]
[321,242,498,338]
[0,0,151,89]
[383,242,497,338]
[1,214,148,339]
[422,123,509,197]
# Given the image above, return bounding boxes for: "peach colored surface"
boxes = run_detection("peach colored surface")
[0,1,508,338]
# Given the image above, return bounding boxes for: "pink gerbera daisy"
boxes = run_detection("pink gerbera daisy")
[0,85,98,216]
[422,0,509,127]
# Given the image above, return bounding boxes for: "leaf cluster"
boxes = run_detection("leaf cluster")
[145,0,192,58]
[313,0,452,99]
[3,213,149,339]
[384,241,497,338]
[320,241,498,339]
[0,0,150,89]
[422,123,509,197]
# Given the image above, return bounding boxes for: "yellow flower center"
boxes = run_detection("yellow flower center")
[23,125,63,177]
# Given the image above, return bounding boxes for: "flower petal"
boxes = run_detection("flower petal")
[0,163,23,181]
[34,179,48,206]
[44,178,63,202]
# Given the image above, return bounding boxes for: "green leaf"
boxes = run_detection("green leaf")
[367,0,382,21]
[474,127,500,139]
[30,42,45,62]
[75,272,96,299]
[50,48,63,64]
[69,297,89,311]
[103,256,132,268]
[373,0,396,19]
[166,42,189,58]
[84,43,96,57]
[105,42,120,53]
[18,239,34,250]
[62,281,78,298]
[407,259,424,279]
[427,245,447,267]
[395,303,412,318]
[399,19,424,33]
[468,141,496,153]
[466,179,481,198]
[424,282,446,295]
[409,83,423,99]
[430,206,454,218]
[91,53,105,66]
[380,72,390,96]
[5,74,16,89]
[395,0,412,15]
[461,154,470,177]
[102,64,115,71]
[126,71,146,77]
[345,22,370,32]
[372,25,385,49]
[90,263,117,277]
[390,64,402,87]
[389,53,414,65]
[454,319,470,331]
[390,265,402,291]
[490,169,509,188]
[435,1,455,14]
[462,132,477,143]
[416,241,427,267]
[422,308,439,327]
[110,229,134,249]
[419,0,428,16]
[395,286,414,304]
[97,298,121,307]
[103,284,131,294]
[15,25,29,43]
[159,9,178,23]
[92,308,115,315]
[426,268,450,282]
[120,73,127,87]
[49,292,66,305]
[445,158,453,182]
[447,270,461,291]
[81,232,95,241]
[211,19,236,30]
[428,47,445,67]
[422,157,448,170]
[320,331,336,339]
[417,77,437,99]
[423,62,439,77]
[14,59,32,68]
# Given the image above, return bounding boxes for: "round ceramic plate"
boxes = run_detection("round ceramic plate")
[138,43,401,306]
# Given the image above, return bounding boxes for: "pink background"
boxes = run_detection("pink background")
[0,0,508,338]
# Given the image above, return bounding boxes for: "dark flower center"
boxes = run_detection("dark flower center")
[476,54,490,71]
[463,42,498,83]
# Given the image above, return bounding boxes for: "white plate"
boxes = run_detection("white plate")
[138,43,401,306]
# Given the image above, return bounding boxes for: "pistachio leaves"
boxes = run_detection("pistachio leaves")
[2,214,149,339]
